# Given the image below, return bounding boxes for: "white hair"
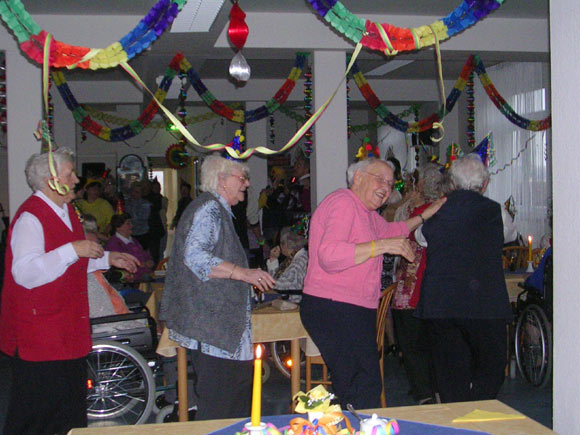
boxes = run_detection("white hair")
[449,154,489,192]
[346,157,381,187]
[280,226,307,252]
[419,163,444,200]
[25,147,75,191]
[199,154,249,194]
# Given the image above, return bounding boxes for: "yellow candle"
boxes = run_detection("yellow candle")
[250,344,263,426]
[528,235,533,262]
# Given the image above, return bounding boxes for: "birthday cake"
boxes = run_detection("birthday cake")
[235,386,400,435]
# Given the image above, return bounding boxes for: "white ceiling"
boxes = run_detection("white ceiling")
[20,0,550,92]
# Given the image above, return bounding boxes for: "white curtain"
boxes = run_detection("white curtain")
[475,61,551,247]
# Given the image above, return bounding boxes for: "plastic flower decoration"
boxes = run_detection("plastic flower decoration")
[293,385,340,414]
[355,137,380,160]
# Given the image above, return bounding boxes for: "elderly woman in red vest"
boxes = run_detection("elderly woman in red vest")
[0,148,139,434]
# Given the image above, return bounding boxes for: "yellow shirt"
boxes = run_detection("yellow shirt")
[77,198,114,233]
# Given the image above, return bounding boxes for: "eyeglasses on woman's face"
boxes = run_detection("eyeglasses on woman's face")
[231,173,250,184]
[364,171,394,188]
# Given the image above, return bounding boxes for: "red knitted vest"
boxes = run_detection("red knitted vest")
[0,195,91,361]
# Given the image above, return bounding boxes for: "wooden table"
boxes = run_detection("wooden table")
[155,301,309,422]
[505,272,530,302]
[68,399,553,434]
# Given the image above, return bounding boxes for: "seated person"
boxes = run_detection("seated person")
[83,215,145,333]
[105,213,155,282]
[266,226,308,302]
[525,246,553,294]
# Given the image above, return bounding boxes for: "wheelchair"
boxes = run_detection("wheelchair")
[513,253,553,387]
[87,307,160,427]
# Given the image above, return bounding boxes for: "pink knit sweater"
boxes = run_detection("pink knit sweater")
[303,189,409,309]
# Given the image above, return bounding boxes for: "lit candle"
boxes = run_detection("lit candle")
[528,235,533,262]
[250,344,263,426]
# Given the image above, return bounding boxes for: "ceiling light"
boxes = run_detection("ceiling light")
[170,0,226,33]
[365,60,414,77]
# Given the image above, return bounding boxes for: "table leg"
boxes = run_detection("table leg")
[177,347,189,422]
[290,338,300,405]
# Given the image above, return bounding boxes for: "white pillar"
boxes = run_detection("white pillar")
[551,0,580,431]
[52,89,77,164]
[6,49,41,217]
[312,50,348,206]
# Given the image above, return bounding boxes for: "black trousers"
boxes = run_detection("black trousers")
[300,294,382,409]
[3,355,87,435]
[190,349,253,421]
[426,318,507,403]
[392,309,434,402]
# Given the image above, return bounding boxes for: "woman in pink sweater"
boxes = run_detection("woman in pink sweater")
[300,158,444,409]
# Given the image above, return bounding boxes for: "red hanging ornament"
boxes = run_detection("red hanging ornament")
[228,1,251,82]
[228,2,248,51]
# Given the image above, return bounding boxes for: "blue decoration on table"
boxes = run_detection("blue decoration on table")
[207,412,490,435]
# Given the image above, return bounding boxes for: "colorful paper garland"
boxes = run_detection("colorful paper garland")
[350,54,551,133]
[306,0,504,56]
[52,53,184,142]
[186,52,308,123]
[0,0,187,69]
[53,52,307,142]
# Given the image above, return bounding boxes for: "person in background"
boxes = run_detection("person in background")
[171,181,193,230]
[0,148,139,434]
[259,166,288,245]
[76,179,114,239]
[415,154,512,403]
[124,181,151,251]
[391,163,443,405]
[292,151,311,215]
[160,154,275,420]
[501,197,520,246]
[146,178,168,264]
[300,157,445,409]
[105,213,155,283]
[267,225,308,301]
[82,214,144,332]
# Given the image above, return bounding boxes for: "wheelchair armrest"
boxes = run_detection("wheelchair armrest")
[274,288,303,295]
[90,310,149,325]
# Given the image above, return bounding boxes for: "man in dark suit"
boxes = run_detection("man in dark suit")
[415,154,512,403]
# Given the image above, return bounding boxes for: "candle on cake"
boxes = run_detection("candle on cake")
[250,344,263,427]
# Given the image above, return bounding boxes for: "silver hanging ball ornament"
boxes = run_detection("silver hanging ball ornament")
[229,51,251,82]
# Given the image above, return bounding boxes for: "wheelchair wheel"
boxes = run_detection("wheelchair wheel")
[514,304,552,387]
[270,341,305,379]
[87,340,155,426]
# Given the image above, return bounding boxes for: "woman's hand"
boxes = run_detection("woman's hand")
[72,240,104,259]
[269,245,281,261]
[109,252,141,273]
[236,267,276,293]
[422,197,446,220]
[377,237,415,263]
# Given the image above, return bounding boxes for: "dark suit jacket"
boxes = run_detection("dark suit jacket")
[415,189,512,320]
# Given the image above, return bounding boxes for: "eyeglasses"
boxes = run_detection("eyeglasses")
[232,173,250,183]
[364,171,394,188]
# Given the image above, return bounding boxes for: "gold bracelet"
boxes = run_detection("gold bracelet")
[370,240,375,258]
[229,265,237,279]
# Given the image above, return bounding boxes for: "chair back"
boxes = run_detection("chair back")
[502,246,528,270]
[156,257,170,271]
[376,282,396,408]
[376,283,396,351]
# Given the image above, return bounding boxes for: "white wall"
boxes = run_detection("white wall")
[551,0,580,431]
